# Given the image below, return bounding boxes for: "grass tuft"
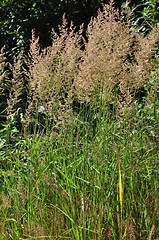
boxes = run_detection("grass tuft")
[0,1,159,239]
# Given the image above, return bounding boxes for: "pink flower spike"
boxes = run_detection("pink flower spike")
[6,120,11,125]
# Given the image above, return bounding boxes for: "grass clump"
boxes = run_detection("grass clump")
[0,0,159,239]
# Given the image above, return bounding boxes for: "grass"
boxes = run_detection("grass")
[0,1,159,237]
[0,93,158,240]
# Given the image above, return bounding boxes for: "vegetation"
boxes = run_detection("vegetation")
[0,0,105,61]
[127,0,159,34]
[0,1,159,239]
[1,0,158,61]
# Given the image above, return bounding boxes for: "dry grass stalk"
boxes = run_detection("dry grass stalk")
[7,53,25,114]
[0,46,10,98]
[74,0,159,115]
[74,0,134,104]
[25,16,82,124]
[2,0,159,126]
[0,46,7,88]
[148,225,155,240]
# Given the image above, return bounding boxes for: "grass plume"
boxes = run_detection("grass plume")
[0,1,159,239]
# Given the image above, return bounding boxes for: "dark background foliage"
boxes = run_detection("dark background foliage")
[1,0,157,62]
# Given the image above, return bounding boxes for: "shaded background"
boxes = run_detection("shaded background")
[1,0,158,62]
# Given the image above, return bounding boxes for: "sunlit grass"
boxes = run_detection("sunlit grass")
[0,95,158,240]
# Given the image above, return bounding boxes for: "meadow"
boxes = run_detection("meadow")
[0,1,159,239]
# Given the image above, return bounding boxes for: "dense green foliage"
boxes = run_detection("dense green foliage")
[0,88,158,239]
[123,0,159,33]
[0,0,104,60]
